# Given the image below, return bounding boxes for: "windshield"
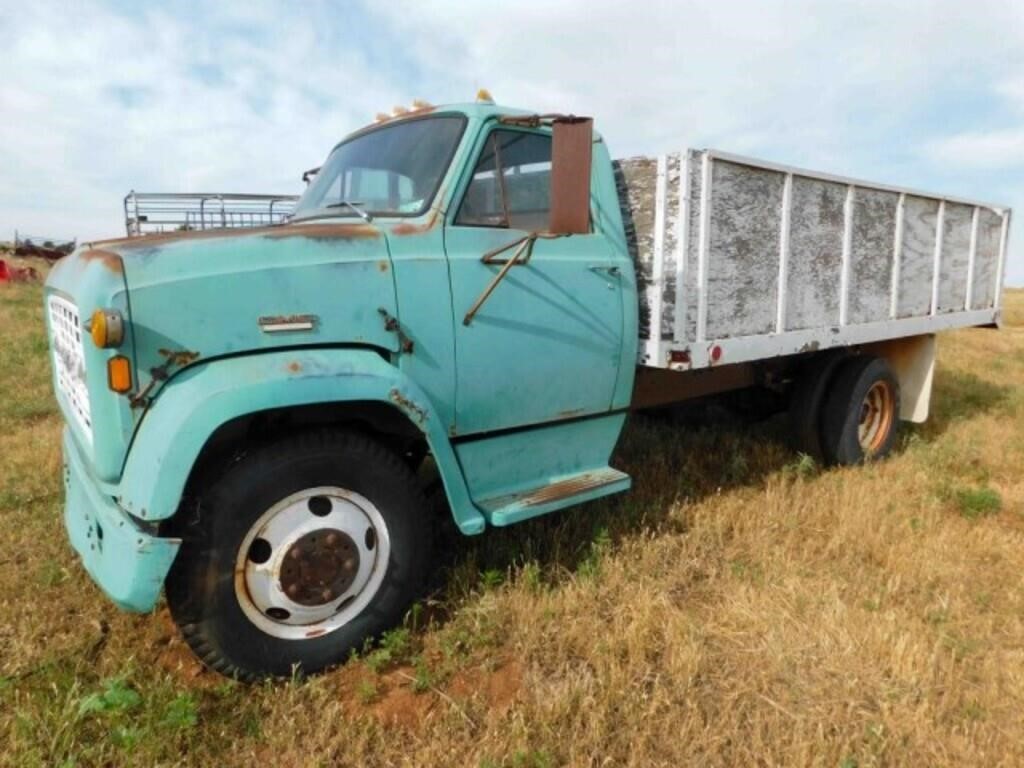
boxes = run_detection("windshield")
[292,115,466,220]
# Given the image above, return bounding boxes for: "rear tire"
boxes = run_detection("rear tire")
[820,356,900,466]
[788,352,847,461]
[165,429,430,682]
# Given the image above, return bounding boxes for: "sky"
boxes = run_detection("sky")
[1,0,1022,285]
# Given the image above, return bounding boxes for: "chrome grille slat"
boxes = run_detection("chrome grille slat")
[47,295,93,445]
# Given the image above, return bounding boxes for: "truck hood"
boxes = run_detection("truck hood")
[110,219,399,381]
[59,221,400,466]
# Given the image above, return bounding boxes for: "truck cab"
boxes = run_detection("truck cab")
[45,101,637,679]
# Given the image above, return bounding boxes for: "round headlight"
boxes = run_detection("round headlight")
[89,308,124,348]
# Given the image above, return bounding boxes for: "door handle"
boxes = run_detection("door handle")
[588,265,620,278]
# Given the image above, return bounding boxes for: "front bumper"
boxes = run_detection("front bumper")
[63,427,180,612]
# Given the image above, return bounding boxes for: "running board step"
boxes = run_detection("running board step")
[476,467,631,527]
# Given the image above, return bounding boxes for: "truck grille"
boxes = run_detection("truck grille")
[47,295,93,444]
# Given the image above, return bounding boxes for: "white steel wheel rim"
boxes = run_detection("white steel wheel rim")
[234,486,391,641]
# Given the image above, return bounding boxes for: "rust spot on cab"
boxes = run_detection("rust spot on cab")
[388,388,428,427]
[524,473,601,507]
[556,408,585,420]
[377,260,389,272]
[88,222,381,250]
[390,207,441,237]
[157,348,201,367]
[262,223,381,242]
[80,249,124,274]
[287,361,302,373]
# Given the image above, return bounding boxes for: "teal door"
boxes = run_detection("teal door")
[445,127,624,436]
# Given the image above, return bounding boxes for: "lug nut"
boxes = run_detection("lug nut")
[321,588,333,601]
[287,584,300,597]
[326,532,339,546]
[289,547,302,560]
[344,558,356,571]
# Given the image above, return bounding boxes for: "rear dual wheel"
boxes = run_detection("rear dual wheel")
[166,429,430,682]
[791,354,901,465]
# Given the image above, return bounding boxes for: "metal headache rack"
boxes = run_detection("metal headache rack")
[124,192,300,236]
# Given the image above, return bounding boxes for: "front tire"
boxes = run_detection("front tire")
[165,429,430,681]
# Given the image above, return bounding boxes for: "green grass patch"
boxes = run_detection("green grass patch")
[955,486,1002,519]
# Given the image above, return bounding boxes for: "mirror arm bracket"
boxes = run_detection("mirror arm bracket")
[463,233,565,326]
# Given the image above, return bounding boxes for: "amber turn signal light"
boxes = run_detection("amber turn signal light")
[107,356,132,393]
[89,308,125,348]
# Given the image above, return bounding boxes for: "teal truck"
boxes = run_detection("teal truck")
[44,99,1011,680]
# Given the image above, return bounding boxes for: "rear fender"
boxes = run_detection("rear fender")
[115,348,485,534]
[862,334,936,423]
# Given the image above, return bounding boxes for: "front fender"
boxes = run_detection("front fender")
[116,348,485,534]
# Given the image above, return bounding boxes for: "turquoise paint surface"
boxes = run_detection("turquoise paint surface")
[62,427,180,612]
[45,253,137,482]
[45,102,640,608]
[116,348,485,535]
[454,412,629,505]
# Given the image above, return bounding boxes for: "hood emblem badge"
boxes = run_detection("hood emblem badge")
[259,314,318,333]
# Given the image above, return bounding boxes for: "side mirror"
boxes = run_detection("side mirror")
[549,117,593,235]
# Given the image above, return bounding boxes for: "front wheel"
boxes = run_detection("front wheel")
[165,429,430,681]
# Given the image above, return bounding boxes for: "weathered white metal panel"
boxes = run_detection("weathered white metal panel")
[683,151,703,341]
[890,193,906,319]
[673,153,690,342]
[971,208,1003,310]
[995,212,1011,311]
[896,195,939,318]
[696,152,712,342]
[623,147,1008,368]
[614,154,682,341]
[937,202,974,313]
[839,185,855,326]
[848,187,899,324]
[785,176,845,330]
[775,174,793,333]
[649,154,668,340]
[705,159,784,339]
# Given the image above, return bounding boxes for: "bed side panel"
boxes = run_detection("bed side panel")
[848,188,899,324]
[785,176,846,330]
[938,202,973,313]
[971,208,1002,310]
[705,160,784,339]
[896,195,939,318]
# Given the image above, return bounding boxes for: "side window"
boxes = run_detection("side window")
[455,130,552,231]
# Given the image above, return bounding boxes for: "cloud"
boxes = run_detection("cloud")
[923,129,1024,170]
[0,0,406,240]
[0,0,1021,284]
[366,0,1024,283]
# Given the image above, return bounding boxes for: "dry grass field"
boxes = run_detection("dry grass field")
[1,260,1022,767]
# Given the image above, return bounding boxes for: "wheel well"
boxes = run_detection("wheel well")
[784,335,935,423]
[181,400,428,502]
